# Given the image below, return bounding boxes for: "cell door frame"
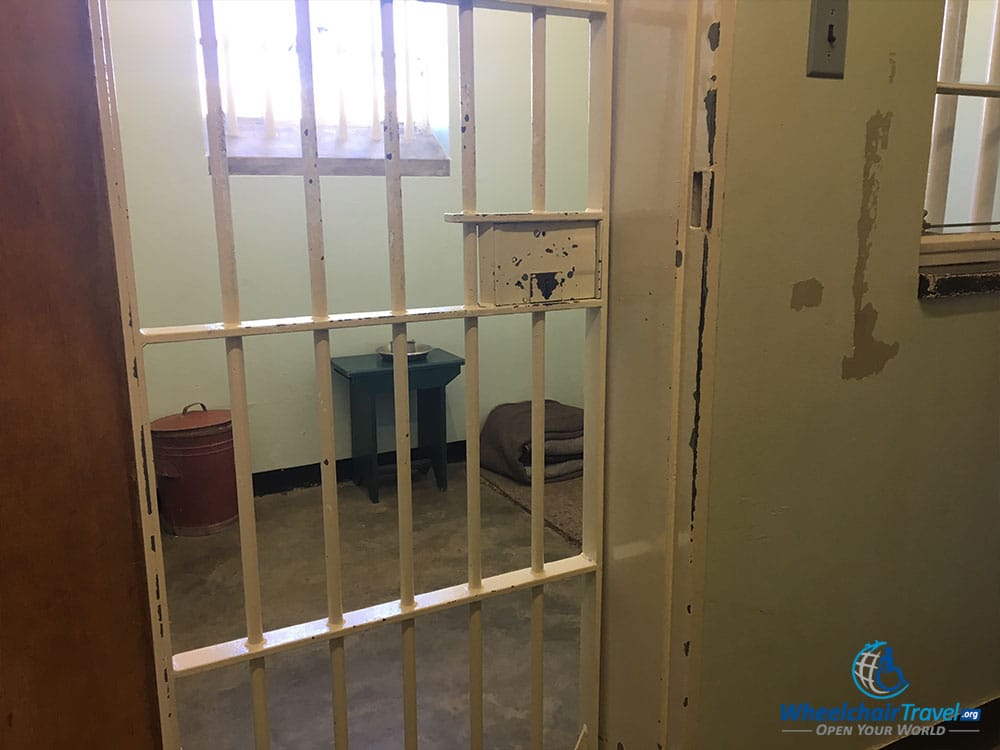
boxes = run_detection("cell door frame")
[89,0,614,747]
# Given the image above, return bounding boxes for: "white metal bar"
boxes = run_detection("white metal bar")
[926,0,969,224]
[331,640,349,750]
[416,0,608,18]
[530,310,545,748]
[937,82,1000,97]
[661,2,704,745]
[89,0,180,743]
[402,0,415,141]
[173,554,596,676]
[919,247,1000,266]
[250,659,269,750]
[293,4,350,746]
[445,210,604,223]
[370,1,383,142]
[139,300,604,345]
[579,2,613,745]
[920,230,1000,252]
[379,2,418,747]
[198,0,240,324]
[217,1,240,136]
[530,314,546,574]
[197,3,270,745]
[457,3,484,747]
[973,0,1000,223]
[531,585,544,750]
[531,7,546,212]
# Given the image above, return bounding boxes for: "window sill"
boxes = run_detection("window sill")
[211,118,450,177]
[917,261,1000,299]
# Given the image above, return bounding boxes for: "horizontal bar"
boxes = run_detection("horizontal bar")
[936,81,1000,98]
[416,0,608,18]
[173,554,597,677]
[920,230,1000,252]
[140,299,604,345]
[924,220,1000,229]
[226,156,450,178]
[919,247,1000,266]
[444,210,605,224]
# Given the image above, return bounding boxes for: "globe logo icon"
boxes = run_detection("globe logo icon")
[852,641,910,700]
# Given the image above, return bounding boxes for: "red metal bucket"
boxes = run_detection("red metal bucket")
[150,402,238,536]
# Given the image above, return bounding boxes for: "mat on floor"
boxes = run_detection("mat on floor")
[480,468,583,547]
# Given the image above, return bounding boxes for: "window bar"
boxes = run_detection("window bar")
[89,0,180,742]
[371,1,383,142]
[457,3,485,747]
[293,2,350,747]
[579,7,613,747]
[379,2,419,748]
[529,6,547,749]
[927,0,968,225]
[217,2,239,137]
[402,0,415,141]
[263,40,277,140]
[197,2,271,747]
[973,0,1000,223]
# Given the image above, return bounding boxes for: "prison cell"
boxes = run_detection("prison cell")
[90,0,613,746]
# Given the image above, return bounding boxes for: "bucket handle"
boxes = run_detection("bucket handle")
[182,402,208,415]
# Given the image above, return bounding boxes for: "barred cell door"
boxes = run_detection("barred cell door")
[91,0,612,746]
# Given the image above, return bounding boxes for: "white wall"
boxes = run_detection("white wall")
[107,0,591,471]
[693,1,1000,747]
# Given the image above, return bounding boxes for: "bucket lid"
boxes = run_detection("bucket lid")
[151,402,232,432]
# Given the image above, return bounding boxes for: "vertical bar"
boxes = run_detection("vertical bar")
[263,42,276,139]
[580,5,613,748]
[531,8,546,212]
[197,3,270,747]
[531,584,545,750]
[371,0,383,142]
[661,2,704,746]
[529,12,548,746]
[402,0,415,141]
[530,313,546,574]
[926,0,968,224]
[379,3,417,748]
[217,2,239,136]
[973,0,1000,223]
[529,309,546,748]
[458,4,484,747]
[89,0,180,743]
[293,3,349,746]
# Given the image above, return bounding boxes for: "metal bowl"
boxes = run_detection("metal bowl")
[376,340,431,360]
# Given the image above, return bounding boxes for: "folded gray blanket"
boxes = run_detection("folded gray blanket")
[480,400,584,484]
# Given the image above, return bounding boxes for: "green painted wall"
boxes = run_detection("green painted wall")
[695,1,1000,747]
[107,0,591,471]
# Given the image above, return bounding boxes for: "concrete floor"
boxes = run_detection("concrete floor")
[164,464,583,749]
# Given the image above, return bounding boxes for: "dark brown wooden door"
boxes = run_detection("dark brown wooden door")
[0,1,161,746]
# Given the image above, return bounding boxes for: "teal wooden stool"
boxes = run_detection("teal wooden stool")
[332,348,464,502]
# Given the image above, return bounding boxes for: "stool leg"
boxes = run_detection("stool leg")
[417,387,447,491]
[350,385,379,503]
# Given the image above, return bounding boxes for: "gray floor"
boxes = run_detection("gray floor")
[164,464,583,749]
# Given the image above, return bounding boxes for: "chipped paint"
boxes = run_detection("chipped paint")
[689,236,710,523]
[842,111,900,379]
[704,89,718,166]
[707,21,721,51]
[888,52,897,84]
[140,427,153,515]
[790,278,823,310]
